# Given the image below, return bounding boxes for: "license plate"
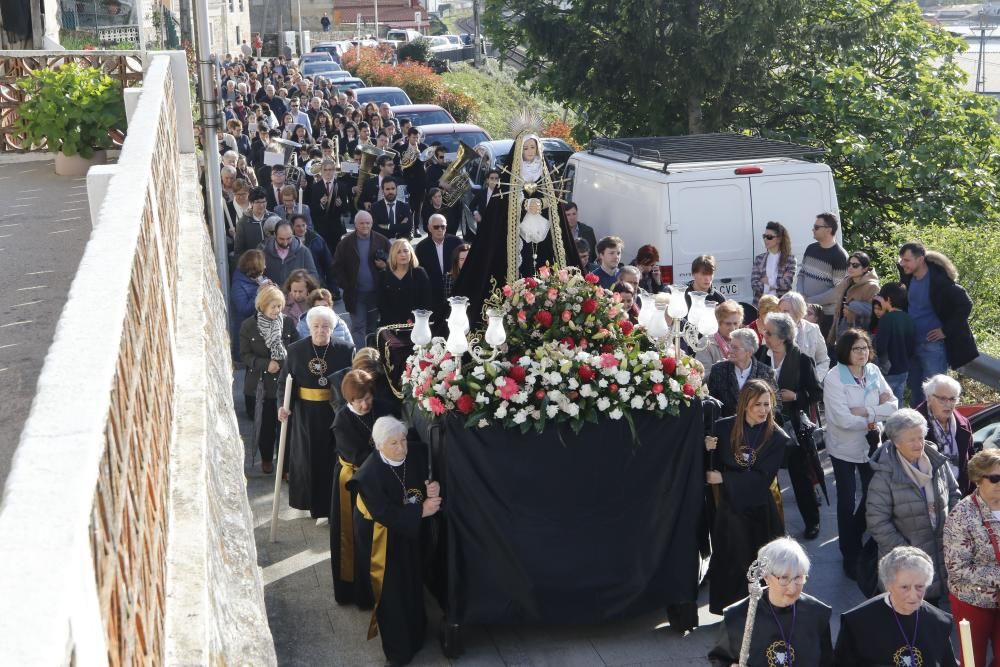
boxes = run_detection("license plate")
[716,278,744,300]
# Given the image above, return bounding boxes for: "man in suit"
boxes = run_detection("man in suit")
[331,211,391,347]
[564,203,597,257]
[265,164,287,211]
[361,155,396,211]
[415,213,463,321]
[372,178,412,239]
[307,159,347,255]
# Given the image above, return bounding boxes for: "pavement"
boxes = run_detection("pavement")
[241,369,867,667]
[0,157,95,491]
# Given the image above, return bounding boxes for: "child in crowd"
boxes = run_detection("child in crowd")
[593,236,624,288]
[872,282,916,406]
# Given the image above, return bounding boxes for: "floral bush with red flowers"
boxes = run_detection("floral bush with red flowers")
[401,267,708,435]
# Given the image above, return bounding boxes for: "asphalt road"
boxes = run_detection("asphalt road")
[0,158,93,492]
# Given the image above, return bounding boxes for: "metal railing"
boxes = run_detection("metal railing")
[0,50,144,152]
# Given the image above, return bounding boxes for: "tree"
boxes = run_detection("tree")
[735,0,1000,247]
[483,0,804,135]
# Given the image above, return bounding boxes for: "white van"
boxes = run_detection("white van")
[566,135,840,308]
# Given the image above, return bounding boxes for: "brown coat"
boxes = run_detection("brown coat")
[826,269,880,345]
[331,230,391,312]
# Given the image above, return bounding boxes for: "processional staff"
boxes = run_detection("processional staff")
[738,557,770,667]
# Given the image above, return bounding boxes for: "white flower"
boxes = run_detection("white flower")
[564,403,580,417]
[580,384,594,397]
[547,372,563,385]
[518,356,532,367]
[619,387,632,400]
[546,405,560,418]
[568,377,579,390]
[495,377,507,388]
[657,393,668,409]
[669,378,681,393]
[598,379,608,388]
[609,408,623,420]
[597,397,611,411]
[512,391,529,404]
[476,392,490,404]
[494,404,508,419]
[447,385,462,401]
[513,410,528,425]
[472,366,486,380]
[631,396,645,409]
[440,358,456,372]
[477,419,490,428]
[615,370,631,385]
[526,375,537,386]
[649,370,664,383]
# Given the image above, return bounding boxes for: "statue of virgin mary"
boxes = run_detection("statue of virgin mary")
[452,113,582,322]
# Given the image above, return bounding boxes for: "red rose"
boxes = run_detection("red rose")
[661,357,677,375]
[509,365,527,383]
[619,319,634,335]
[456,394,475,414]
[581,298,598,314]
[609,383,618,393]
[652,383,664,394]
[534,310,553,328]
[534,389,546,400]
[584,273,600,284]
[560,336,576,348]
[601,344,614,353]
[578,364,596,382]
[418,359,431,371]
[683,383,695,397]
[525,277,539,288]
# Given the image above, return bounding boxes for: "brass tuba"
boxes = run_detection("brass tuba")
[440,141,477,208]
[354,145,381,209]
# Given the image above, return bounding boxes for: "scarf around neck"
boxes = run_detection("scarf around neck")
[257,312,287,361]
[898,448,938,528]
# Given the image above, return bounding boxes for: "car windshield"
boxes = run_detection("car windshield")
[425,131,490,154]
[356,90,410,106]
[407,110,454,126]
[303,62,342,75]
[336,80,365,90]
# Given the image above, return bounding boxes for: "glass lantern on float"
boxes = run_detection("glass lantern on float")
[411,309,433,348]
[413,296,505,366]
[664,286,718,353]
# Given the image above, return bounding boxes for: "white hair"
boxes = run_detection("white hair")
[759,537,811,577]
[428,213,447,227]
[730,328,760,355]
[879,546,934,589]
[884,408,928,442]
[372,416,408,448]
[619,265,641,281]
[221,165,238,176]
[779,291,807,320]
[764,312,796,344]
[922,374,960,399]
[305,305,337,328]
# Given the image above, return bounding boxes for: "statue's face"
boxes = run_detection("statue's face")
[522,138,538,162]
[525,198,542,215]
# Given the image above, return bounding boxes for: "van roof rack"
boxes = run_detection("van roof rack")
[589,134,825,173]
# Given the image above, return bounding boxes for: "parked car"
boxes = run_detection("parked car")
[332,77,367,91]
[426,36,455,54]
[302,61,343,78]
[960,403,1000,451]
[443,34,463,47]
[299,52,333,68]
[311,41,350,61]
[417,123,492,160]
[353,86,413,107]
[389,104,455,127]
[385,28,422,48]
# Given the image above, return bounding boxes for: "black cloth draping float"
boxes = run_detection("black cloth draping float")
[439,404,705,625]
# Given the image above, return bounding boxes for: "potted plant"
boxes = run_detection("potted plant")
[16,62,126,176]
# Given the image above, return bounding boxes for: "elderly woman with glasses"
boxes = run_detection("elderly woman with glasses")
[835,546,958,666]
[755,311,824,539]
[779,291,830,382]
[348,416,441,666]
[867,408,960,603]
[697,300,745,379]
[707,327,777,418]
[916,374,975,496]
[943,449,1000,667]
[823,329,897,578]
[709,537,833,667]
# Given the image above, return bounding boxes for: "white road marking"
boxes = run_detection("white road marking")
[0,344,19,350]
[16,285,46,291]
[0,321,31,328]
[15,196,40,201]
[25,270,53,276]
[49,229,73,235]
[7,204,30,208]
[0,223,22,228]
[57,217,80,222]
[12,300,42,308]
[0,368,8,373]
[20,188,41,192]
[0,234,11,239]
[62,207,86,212]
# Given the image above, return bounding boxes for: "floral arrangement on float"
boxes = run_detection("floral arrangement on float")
[401,266,710,435]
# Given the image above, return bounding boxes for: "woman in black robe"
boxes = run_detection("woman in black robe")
[834,546,957,666]
[707,379,789,615]
[329,369,394,607]
[348,416,442,666]
[278,306,354,518]
[452,130,582,324]
[709,537,833,666]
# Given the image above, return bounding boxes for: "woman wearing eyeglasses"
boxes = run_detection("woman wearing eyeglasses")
[826,251,880,348]
[916,374,975,497]
[705,379,790,615]
[750,221,797,306]
[709,537,833,667]
[823,329,897,579]
[943,449,1000,667]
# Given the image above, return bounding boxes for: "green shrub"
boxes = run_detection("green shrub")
[434,88,477,122]
[397,38,431,64]
[16,63,125,158]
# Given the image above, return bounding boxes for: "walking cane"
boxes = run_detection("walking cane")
[738,558,769,667]
[269,373,294,543]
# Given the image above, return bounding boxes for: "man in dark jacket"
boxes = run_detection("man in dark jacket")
[234,187,281,255]
[262,220,318,286]
[898,242,978,404]
[415,213,463,322]
[332,211,391,347]
[371,178,412,239]
[306,158,347,253]
[564,203,597,259]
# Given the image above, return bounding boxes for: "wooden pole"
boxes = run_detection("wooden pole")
[269,373,294,543]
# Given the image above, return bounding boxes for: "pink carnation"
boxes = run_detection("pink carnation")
[524,292,536,305]
[561,310,572,322]
[427,397,447,415]
[547,288,559,300]
[599,353,619,369]
[502,284,513,298]
[558,269,569,282]
[538,265,551,279]
[498,377,519,400]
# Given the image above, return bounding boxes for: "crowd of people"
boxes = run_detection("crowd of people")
[217,50,998,667]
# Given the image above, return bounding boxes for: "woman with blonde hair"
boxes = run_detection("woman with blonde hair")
[751,294,780,343]
[377,238,431,326]
[696,299,744,379]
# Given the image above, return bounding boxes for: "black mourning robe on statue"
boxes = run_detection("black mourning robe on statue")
[280,337,353,518]
[709,592,833,667]
[452,149,583,324]
[834,595,957,667]
[708,417,788,615]
[329,400,394,607]
[348,447,430,666]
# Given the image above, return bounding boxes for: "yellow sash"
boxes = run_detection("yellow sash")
[337,457,358,582]
[356,494,387,640]
[298,387,331,401]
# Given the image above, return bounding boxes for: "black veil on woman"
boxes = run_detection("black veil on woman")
[452,112,582,323]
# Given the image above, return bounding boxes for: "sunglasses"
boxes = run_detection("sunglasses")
[848,261,864,269]
[430,225,446,230]
[984,474,1000,484]
[762,234,778,241]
